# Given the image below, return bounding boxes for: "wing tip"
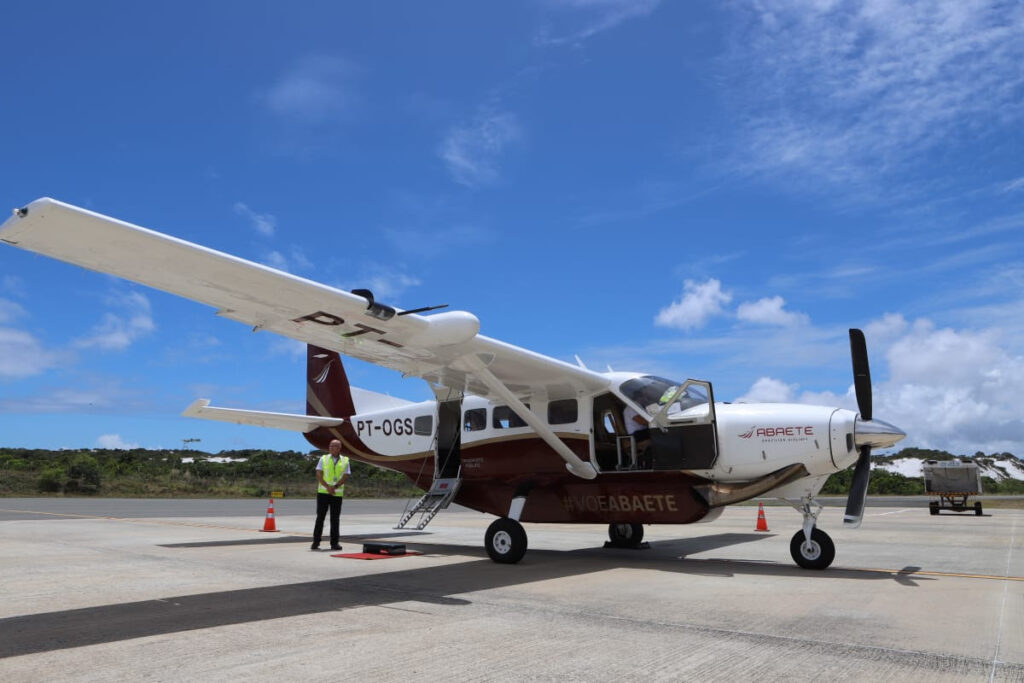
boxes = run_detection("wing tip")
[182,398,211,417]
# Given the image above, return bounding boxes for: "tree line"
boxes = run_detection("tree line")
[0,445,1020,497]
[0,447,420,498]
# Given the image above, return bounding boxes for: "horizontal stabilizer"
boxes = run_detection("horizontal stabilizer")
[183,399,345,433]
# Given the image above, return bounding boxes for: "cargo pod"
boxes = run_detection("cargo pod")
[616,376,719,472]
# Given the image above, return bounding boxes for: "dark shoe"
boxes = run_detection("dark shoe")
[310,543,320,551]
[330,544,342,551]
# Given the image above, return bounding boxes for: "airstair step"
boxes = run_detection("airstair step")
[395,477,462,530]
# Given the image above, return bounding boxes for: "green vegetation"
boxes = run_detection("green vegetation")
[2,445,1021,499]
[820,447,1024,495]
[0,448,422,498]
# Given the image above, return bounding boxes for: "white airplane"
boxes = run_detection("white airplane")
[1,198,905,569]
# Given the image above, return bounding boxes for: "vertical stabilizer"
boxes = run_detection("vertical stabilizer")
[306,345,356,419]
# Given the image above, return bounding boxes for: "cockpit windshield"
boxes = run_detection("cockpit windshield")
[619,375,709,416]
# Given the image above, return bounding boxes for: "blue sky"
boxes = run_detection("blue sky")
[1,1,1022,456]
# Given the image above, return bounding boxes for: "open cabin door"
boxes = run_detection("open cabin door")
[595,377,719,473]
[435,396,462,479]
[647,379,718,471]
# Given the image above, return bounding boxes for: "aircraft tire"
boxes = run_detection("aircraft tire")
[790,528,835,570]
[608,523,644,547]
[485,517,527,564]
[975,502,983,516]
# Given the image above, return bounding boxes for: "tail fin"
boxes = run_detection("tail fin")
[306,345,356,419]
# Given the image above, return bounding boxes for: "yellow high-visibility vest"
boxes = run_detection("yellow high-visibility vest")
[318,454,349,497]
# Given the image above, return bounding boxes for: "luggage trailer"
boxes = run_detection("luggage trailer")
[922,459,984,516]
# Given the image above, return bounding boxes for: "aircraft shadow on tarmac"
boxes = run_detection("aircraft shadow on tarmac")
[0,532,935,659]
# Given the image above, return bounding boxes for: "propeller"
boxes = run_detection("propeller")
[844,328,872,528]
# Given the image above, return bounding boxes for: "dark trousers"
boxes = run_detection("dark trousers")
[313,492,343,546]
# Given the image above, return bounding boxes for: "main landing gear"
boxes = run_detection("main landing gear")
[485,517,528,564]
[788,498,835,570]
[486,491,530,564]
[607,522,645,548]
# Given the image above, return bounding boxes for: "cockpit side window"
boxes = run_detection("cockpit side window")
[620,376,708,414]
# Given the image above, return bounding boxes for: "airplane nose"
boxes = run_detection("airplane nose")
[854,418,906,449]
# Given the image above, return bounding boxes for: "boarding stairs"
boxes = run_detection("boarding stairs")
[394,477,462,530]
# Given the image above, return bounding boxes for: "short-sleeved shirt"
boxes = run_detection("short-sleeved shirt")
[623,406,648,436]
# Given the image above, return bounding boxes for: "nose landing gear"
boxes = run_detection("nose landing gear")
[787,498,835,570]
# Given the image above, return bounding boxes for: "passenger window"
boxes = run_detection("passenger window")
[603,411,617,434]
[493,405,528,429]
[548,399,578,425]
[414,415,433,436]
[464,408,486,432]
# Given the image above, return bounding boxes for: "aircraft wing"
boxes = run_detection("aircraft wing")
[0,198,607,401]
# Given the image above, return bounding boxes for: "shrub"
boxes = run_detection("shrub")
[38,465,65,493]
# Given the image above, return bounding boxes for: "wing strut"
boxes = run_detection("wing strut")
[458,354,597,480]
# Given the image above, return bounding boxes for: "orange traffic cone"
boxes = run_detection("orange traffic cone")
[755,502,769,532]
[260,497,279,532]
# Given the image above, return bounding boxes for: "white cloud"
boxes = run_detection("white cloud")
[735,315,1024,455]
[729,1,1024,190]
[0,298,26,324]
[234,202,276,236]
[655,278,732,330]
[74,291,155,351]
[260,247,313,273]
[736,376,796,403]
[536,0,662,46]
[269,337,305,361]
[0,327,62,378]
[1001,177,1024,193]
[97,434,139,450]
[262,55,359,125]
[2,275,26,298]
[339,264,422,302]
[736,296,809,327]
[0,388,114,413]
[439,110,521,188]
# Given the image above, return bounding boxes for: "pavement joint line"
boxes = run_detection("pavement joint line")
[989,513,1018,682]
[0,507,274,533]
[844,566,1024,582]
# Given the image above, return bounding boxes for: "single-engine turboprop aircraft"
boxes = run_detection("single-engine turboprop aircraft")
[0,199,906,569]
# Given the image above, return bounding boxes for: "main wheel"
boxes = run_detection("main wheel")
[485,517,528,564]
[608,523,644,547]
[929,502,939,515]
[975,502,983,516]
[790,528,835,570]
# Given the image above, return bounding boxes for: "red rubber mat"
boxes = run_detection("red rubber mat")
[330,551,423,560]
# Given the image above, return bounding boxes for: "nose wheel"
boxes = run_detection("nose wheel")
[785,497,836,570]
[790,527,835,569]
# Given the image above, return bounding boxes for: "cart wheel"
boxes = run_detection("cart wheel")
[974,502,983,516]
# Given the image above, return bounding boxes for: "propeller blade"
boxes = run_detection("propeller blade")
[849,328,872,421]
[843,446,872,528]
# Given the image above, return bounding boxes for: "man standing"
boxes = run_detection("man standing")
[312,439,350,551]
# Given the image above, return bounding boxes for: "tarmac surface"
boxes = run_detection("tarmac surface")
[1,497,1021,682]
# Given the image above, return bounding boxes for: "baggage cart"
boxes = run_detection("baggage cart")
[922,459,983,516]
